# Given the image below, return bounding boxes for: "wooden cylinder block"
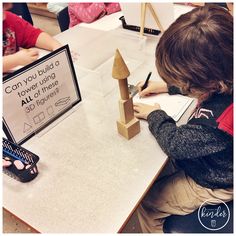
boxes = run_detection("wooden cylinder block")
[118,79,130,100]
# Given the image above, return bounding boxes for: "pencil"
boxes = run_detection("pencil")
[141,72,152,91]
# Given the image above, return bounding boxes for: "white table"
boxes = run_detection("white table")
[3,4,196,233]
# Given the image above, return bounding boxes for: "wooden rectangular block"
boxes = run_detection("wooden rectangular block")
[117,118,140,140]
[119,98,134,124]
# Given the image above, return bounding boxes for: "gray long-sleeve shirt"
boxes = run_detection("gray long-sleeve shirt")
[147,93,233,189]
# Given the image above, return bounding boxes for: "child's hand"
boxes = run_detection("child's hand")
[136,80,168,98]
[15,48,39,66]
[133,103,161,120]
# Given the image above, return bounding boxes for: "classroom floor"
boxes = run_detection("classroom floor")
[2,13,142,234]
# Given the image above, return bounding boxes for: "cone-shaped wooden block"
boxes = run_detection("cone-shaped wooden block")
[112,49,130,80]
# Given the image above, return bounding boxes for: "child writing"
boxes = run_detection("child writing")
[3,3,61,73]
[133,5,233,233]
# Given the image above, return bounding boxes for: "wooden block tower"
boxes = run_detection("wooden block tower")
[112,49,140,140]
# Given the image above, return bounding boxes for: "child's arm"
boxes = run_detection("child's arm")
[35,32,62,51]
[146,110,229,160]
[3,48,39,73]
[8,12,61,51]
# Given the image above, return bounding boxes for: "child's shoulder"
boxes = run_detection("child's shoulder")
[4,11,32,32]
[4,11,23,24]
[5,11,20,19]
[188,94,233,135]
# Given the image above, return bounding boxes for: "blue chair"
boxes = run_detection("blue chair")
[57,6,69,32]
[163,200,233,233]
[10,3,33,25]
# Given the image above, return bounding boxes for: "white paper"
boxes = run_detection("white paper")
[133,93,193,121]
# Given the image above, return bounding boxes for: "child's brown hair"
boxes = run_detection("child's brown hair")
[156,5,233,101]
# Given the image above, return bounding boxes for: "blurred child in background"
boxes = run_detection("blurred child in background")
[68,2,121,28]
[3,3,61,73]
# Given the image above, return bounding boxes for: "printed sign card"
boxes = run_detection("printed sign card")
[3,45,81,144]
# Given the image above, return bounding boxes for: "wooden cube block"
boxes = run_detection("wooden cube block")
[117,118,140,140]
